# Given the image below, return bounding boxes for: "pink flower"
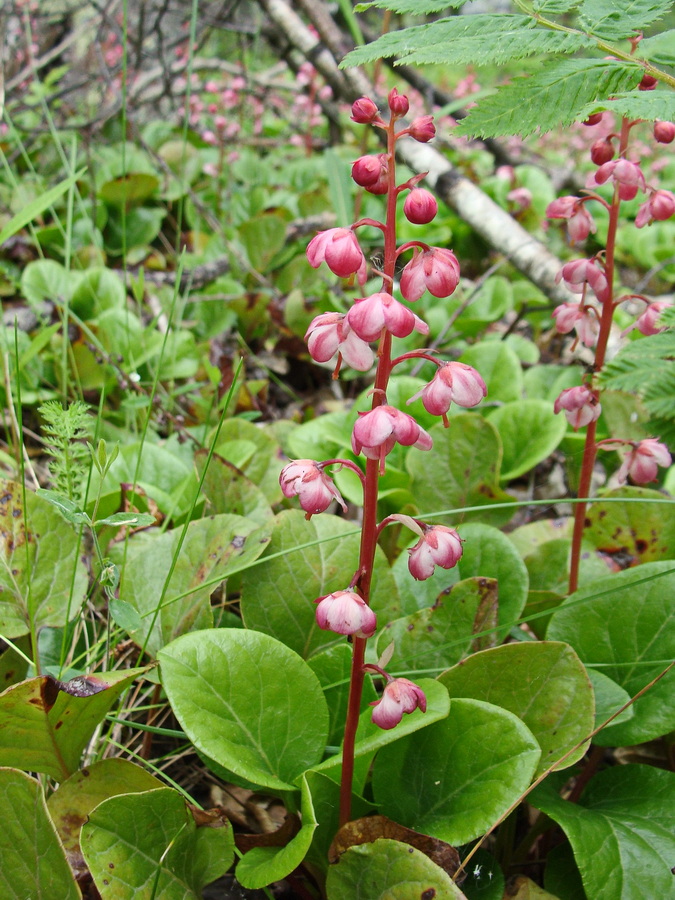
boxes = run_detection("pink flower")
[351,153,389,194]
[347,292,428,342]
[407,116,435,143]
[634,300,672,336]
[280,460,347,517]
[352,405,433,472]
[400,247,460,302]
[409,362,486,421]
[351,97,380,124]
[552,302,600,348]
[403,189,438,225]
[408,525,463,580]
[315,590,377,638]
[306,228,367,285]
[635,190,675,228]
[557,258,610,303]
[654,121,675,144]
[371,678,427,730]
[616,439,672,485]
[305,312,374,372]
[593,158,646,201]
[554,385,601,430]
[546,196,597,243]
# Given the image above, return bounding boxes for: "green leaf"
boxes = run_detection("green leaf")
[533,0,581,10]
[456,59,642,139]
[21,258,77,307]
[239,509,399,658]
[159,629,329,791]
[0,168,86,247]
[531,765,675,900]
[546,562,675,745]
[488,400,567,481]
[118,514,270,656]
[459,341,523,403]
[639,29,675,65]
[578,0,673,40]
[325,149,353,228]
[35,487,91,525]
[0,768,80,899]
[307,643,378,746]
[0,669,146,780]
[81,787,233,900]
[95,512,156,527]
[215,418,283,503]
[583,487,675,565]
[372,698,540,844]
[407,415,515,527]
[586,89,675,123]
[354,0,469,13]
[70,267,126,318]
[325,838,466,899]
[0,480,89,639]
[194,449,273,526]
[438,642,594,775]
[236,772,318,889]
[587,669,634,732]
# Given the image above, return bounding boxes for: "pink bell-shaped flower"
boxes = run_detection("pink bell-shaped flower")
[351,97,380,124]
[400,247,461,302]
[546,196,597,243]
[409,362,487,423]
[635,190,675,228]
[407,115,436,143]
[280,460,347,518]
[592,158,646,201]
[634,300,672,336]
[616,439,672,485]
[552,302,600,348]
[554,385,601,430]
[306,228,367,285]
[403,189,438,225]
[408,525,464,581]
[352,405,433,473]
[305,312,374,372]
[315,590,377,638]
[556,258,610,304]
[371,677,427,730]
[347,292,429,343]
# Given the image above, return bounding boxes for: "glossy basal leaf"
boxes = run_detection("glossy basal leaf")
[235,772,318,889]
[194,449,273,526]
[531,765,675,900]
[215,418,284,503]
[390,536,461,615]
[587,669,633,732]
[239,509,399,658]
[307,643,377,746]
[372,698,540,845]
[546,562,675,745]
[583,487,675,565]
[304,770,375,875]
[70,267,125,318]
[459,342,523,404]
[407,416,514,528]
[488,400,567,481]
[457,523,529,641]
[325,838,467,900]
[375,578,499,673]
[159,628,329,791]
[524,538,613,595]
[0,636,30,689]
[81,787,233,900]
[0,669,146,780]
[118,514,270,656]
[0,768,80,900]
[0,479,88,638]
[438,642,594,775]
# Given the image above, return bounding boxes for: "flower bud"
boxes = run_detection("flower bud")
[351,153,388,194]
[582,113,604,126]
[388,87,409,117]
[408,115,436,142]
[593,158,646,201]
[407,525,463,581]
[351,97,379,124]
[371,678,426,730]
[590,138,614,165]
[639,74,658,91]
[546,196,596,243]
[635,189,675,228]
[617,439,671,484]
[557,258,610,304]
[654,120,675,144]
[554,385,601,430]
[315,590,377,638]
[403,188,438,225]
[280,460,347,517]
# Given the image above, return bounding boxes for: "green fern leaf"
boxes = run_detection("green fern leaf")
[640,30,675,66]
[583,90,675,122]
[342,15,590,69]
[354,0,468,13]
[533,0,581,10]
[455,58,642,138]
[578,0,673,41]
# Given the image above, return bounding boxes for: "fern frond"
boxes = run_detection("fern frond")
[578,0,673,41]
[39,400,93,500]
[640,30,675,66]
[355,0,468,13]
[533,0,581,11]
[584,90,675,123]
[454,58,642,138]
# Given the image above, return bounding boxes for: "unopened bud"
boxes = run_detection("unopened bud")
[654,120,675,144]
[408,115,436,142]
[639,74,658,90]
[590,138,614,166]
[351,97,379,124]
[403,188,438,224]
[582,113,604,126]
[388,87,409,117]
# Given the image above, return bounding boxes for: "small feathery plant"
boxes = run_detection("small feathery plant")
[38,400,92,502]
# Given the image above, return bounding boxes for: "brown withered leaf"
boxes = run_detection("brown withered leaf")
[235,812,301,854]
[329,815,464,883]
[51,674,109,697]
[188,804,231,829]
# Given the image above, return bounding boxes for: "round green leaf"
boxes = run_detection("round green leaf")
[159,628,329,790]
[587,669,634,735]
[459,342,523,404]
[531,765,675,900]
[438,642,594,775]
[325,838,467,900]
[81,787,233,900]
[546,562,675,745]
[372,698,540,845]
[583,487,675,565]
[488,399,567,481]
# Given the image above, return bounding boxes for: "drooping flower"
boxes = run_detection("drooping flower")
[633,300,672,336]
[554,385,601,430]
[306,228,367,285]
[546,196,597,243]
[407,115,435,143]
[351,153,389,194]
[399,247,461,302]
[346,292,428,342]
[371,677,427,730]
[552,302,600,348]
[556,258,610,304]
[304,312,374,372]
[280,460,347,517]
[408,525,464,581]
[315,590,377,638]
[403,189,438,225]
[408,362,486,423]
[352,405,432,473]
[616,439,672,485]
[592,158,646,201]
[635,190,675,228]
